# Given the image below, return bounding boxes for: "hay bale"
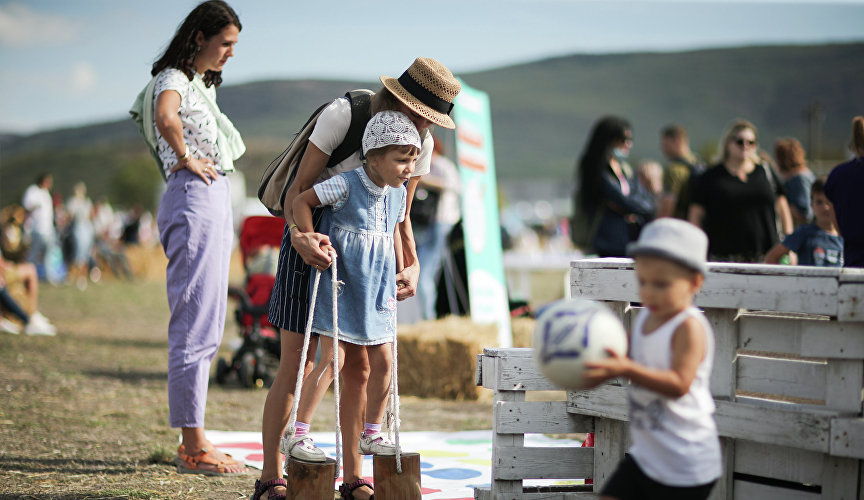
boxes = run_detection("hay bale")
[397,316,498,400]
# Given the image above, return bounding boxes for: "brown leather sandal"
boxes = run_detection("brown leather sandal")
[174,444,247,476]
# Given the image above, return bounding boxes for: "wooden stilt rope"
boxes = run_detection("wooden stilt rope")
[279,252,342,499]
[285,457,337,500]
[373,453,421,499]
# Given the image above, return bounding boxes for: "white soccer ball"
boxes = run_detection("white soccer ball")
[533,298,628,390]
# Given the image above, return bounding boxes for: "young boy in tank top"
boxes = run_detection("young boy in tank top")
[583,218,721,499]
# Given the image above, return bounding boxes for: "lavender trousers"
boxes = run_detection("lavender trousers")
[157,169,232,428]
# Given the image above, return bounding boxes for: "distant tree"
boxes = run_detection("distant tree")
[110,158,162,211]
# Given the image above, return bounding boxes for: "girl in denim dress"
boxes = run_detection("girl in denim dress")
[285,111,420,466]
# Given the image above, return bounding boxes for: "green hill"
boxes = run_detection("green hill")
[2,43,862,210]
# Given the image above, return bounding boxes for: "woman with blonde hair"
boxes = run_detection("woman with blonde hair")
[689,120,793,262]
[824,116,864,267]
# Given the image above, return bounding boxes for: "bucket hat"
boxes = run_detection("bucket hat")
[626,218,708,275]
[380,57,461,129]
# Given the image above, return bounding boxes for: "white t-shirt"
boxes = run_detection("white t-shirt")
[153,68,221,177]
[628,307,722,486]
[308,97,433,184]
[22,184,54,236]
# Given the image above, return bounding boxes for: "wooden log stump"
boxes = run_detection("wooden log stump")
[284,456,337,500]
[373,452,421,500]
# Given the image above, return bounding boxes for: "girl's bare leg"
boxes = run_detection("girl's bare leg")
[295,338,345,423]
[364,343,392,425]
[257,330,318,498]
[340,343,372,499]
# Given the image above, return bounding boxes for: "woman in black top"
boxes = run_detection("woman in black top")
[689,120,793,262]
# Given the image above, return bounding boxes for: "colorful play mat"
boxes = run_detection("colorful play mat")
[207,429,585,499]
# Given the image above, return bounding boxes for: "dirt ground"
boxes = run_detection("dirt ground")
[0,276,496,499]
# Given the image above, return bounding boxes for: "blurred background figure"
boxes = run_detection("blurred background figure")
[21,173,56,281]
[636,159,664,215]
[824,116,864,268]
[91,198,134,281]
[66,182,95,290]
[764,179,842,266]
[659,124,703,220]
[574,116,655,257]
[690,119,793,262]
[412,139,462,320]
[774,137,815,226]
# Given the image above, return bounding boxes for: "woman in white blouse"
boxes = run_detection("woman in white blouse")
[151,0,246,476]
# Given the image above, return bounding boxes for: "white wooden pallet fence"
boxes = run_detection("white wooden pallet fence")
[475,258,864,500]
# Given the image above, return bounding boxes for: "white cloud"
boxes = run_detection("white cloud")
[70,61,96,92]
[0,3,80,47]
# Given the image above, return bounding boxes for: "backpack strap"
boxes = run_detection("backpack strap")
[327,89,373,168]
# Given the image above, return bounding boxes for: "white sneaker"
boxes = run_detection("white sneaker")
[283,434,326,462]
[358,431,397,455]
[25,311,56,336]
[0,317,21,335]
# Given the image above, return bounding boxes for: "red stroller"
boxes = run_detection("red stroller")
[216,215,285,388]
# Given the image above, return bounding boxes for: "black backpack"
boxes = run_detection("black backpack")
[257,90,373,217]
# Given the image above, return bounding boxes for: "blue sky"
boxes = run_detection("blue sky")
[1,0,863,133]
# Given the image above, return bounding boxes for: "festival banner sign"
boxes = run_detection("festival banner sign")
[452,80,512,347]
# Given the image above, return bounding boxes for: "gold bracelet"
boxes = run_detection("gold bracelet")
[179,146,190,161]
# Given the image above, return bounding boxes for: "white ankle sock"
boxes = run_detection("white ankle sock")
[294,421,310,437]
[363,423,381,436]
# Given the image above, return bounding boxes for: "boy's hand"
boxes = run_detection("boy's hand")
[581,348,630,388]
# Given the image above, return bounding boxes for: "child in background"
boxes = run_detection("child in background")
[764,179,843,267]
[283,111,419,468]
[583,218,721,499]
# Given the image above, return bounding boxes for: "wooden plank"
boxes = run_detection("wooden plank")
[492,390,526,495]
[708,438,734,500]
[733,480,820,500]
[739,315,864,359]
[571,259,842,315]
[707,308,739,400]
[820,455,859,500]
[733,441,824,485]
[568,385,629,422]
[493,446,593,480]
[569,383,842,453]
[837,282,864,322]
[496,401,594,435]
[480,349,561,392]
[824,360,864,412]
[830,418,864,460]
[714,400,834,453]
[736,354,827,403]
[593,418,628,491]
[474,486,596,500]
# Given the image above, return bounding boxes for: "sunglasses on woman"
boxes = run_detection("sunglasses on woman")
[734,137,757,148]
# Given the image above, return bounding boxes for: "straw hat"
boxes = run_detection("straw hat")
[380,57,462,129]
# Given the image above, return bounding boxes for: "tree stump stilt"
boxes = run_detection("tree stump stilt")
[373,452,421,500]
[284,457,337,500]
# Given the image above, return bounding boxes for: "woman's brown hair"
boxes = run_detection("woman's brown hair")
[151,1,241,88]
[773,138,807,174]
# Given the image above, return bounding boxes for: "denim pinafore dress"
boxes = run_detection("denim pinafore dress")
[310,168,405,345]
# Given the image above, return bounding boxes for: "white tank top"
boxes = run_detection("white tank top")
[627,307,722,486]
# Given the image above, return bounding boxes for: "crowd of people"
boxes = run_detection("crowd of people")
[0,174,149,335]
[571,115,863,269]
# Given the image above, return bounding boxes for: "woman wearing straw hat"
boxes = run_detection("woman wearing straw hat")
[251,58,461,500]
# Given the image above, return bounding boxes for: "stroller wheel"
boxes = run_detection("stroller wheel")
[238,352,257,389]
[215,357,230,385]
